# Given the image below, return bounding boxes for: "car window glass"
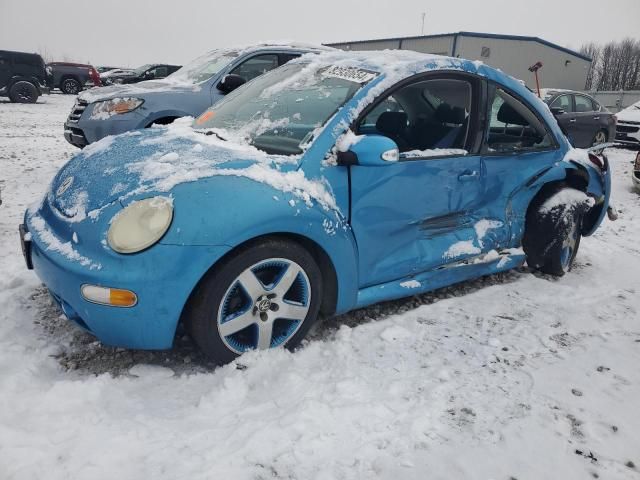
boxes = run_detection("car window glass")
[592,99,601,111]
[486,88,553,153]
[280,53,301,65]
[550,95,572,113]
[152,66,168,78]
[362,96,405,126]
[358,77,472,157]
[230,54,279,82]
[574,95,593,113]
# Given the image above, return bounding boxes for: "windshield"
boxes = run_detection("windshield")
[133,64,152,76]
[193,62,377,155]
[168,50,238,85]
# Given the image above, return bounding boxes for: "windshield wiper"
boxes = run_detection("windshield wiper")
[201,129,227,141]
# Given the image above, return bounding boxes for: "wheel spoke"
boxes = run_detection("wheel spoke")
[277,302,309,321]
[256,321,274,350]
[219,311,255,337]
[273,263,301,296]
[237,269,264,299]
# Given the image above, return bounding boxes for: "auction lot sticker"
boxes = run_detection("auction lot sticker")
[322,65,378,84]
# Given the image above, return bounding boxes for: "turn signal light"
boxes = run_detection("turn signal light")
[81,285,138,307]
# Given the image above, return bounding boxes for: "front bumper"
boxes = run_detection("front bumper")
[63,99,147,147]
[615,121,640,147]
[23,209,231,350]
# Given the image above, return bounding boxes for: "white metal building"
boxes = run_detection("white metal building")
[326,32,592,91]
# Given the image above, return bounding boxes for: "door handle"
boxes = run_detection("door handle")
[458,170,480,182]
[569,119,577,123]
[593,116,600,120]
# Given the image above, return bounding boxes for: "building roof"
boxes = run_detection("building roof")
[325,31,592,62]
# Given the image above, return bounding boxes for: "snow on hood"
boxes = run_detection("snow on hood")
[47,121,336,222]
[616,101,640,122]
[79,78,201,103]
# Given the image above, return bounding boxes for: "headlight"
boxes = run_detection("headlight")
[91,97,144,119]
[107,197,173,254]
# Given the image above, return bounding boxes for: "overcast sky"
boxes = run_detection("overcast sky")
[1,0,638,67]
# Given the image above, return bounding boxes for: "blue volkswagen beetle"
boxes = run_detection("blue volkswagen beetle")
[22,50,612,364]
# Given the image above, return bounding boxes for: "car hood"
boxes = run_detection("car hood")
[47,125,301,221]
[617,104,640,122]
[79,79,203,103]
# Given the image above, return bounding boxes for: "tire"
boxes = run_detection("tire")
[60,77,82,95]
[523,186,587,276]
[8,81,38,103]
[184,238,323,365]
[592,129,607,146]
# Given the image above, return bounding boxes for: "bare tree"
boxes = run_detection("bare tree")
[582,38,640,91]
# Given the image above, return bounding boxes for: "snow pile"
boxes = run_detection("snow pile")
[399,280,421,289]
[401,148,468,158]
[474,219,503,248]
[616,100,640,122]
[444,239,481,259]
[540,189,595,214]
[29,216,101,270]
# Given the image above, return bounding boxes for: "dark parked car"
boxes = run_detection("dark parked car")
[47,62,102,94]
[101,63,181,85]
[542,89,616,148]
[96,66,123,74]
[0,50,49,103]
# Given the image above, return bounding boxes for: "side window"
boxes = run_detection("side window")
[550,95,573,113]
[592,99,601,112]
[486,88,554,153]
[279,53,301,66]
[574,95,594,113]
[230,54,279,82]
[153,66,168,78]
[357,77,473,157]
[361,96,405,127]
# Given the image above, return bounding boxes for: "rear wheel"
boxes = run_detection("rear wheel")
[523,186,586,276]
[8,81,38,103]
[61,77,82,95]
[184,239,323,365]
[592,129,607,146]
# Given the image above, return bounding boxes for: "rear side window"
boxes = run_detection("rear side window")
[486,88,554,153]
[230,54,279,82]
[550,95,573,113]
[574,95,594,113]
[279,53,301,65]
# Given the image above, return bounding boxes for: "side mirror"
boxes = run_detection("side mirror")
[336,135,399,167]
[217,74,246,94]
[550,107,565,116]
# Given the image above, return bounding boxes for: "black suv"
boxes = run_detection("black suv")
[0,50,49,103]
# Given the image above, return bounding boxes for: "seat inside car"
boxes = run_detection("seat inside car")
[376,111,410,151]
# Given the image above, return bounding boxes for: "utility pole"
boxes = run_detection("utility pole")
[421,12,426,35]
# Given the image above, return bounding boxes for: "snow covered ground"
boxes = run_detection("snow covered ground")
[1,94,639,480]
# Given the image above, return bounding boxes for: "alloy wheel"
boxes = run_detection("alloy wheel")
[217,258,311,354]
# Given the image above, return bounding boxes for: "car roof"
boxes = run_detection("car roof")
[288,49,495,80]
[0,50,43,59]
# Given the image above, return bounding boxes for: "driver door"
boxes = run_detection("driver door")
[349,74,486,288]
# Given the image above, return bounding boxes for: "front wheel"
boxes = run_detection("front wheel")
[184,239,323,365]
[523,187,587,276]
[8,81,38,103]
